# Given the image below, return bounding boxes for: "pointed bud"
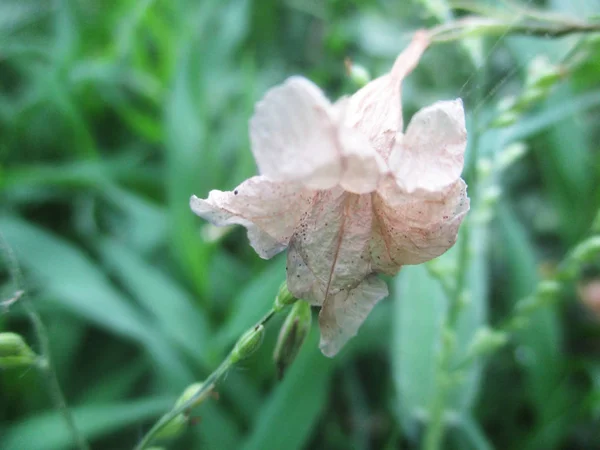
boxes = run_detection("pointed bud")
[175,382,210,409]
[273,281,298,311]
[155,382,209,440]
[0,332,37,368]
[231,325,265,364]
[154,413,187,441]
[273,301,312,379]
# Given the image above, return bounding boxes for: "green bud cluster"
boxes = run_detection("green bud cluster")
[231,325,265,364]
[466,327,508,359]
[496,142,527,172]
[492,56,563,128]
[274,282,298,312]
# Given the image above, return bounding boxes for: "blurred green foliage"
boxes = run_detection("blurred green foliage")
[1,0,600,449]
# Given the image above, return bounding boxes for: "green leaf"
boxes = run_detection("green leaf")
[98,238,212,367]
[2,397,173,450]
[79,358,147,404]
[496,203,572,449]
[393,263,446,436]
[214,257,285,354]
[458,415,493,450]
[164,39,212,299]
[392,220,488,437]
[0,216,192,386]
[240,327,335,450]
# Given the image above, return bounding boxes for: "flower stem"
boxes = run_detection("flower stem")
[421,59,485,448]
[421,220,470,450]
[451,221,600,372]
[134,307,278,450]
[0,234,90,450]
[429,16,600,43]
[31,306,91,450]
[133,357,232,450]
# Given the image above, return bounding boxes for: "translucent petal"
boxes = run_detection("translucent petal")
[286,189,373,305]
[371,176,469,273]
[389,99,467,193]
[318,274,388,357]
[338,123,388,194]
[190,176,315,259]
[249,76,342,190]
[345,31,429,159]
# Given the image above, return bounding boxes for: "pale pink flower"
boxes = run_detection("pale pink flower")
[190,31,469,356]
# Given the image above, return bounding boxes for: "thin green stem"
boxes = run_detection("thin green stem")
[133,357,232,450]
[134,307,278,450]
[422,57,485,449]
[422,222,470,450]
[451,222,600,373]
[258,308,277,327]
[429,16,600,43]
[0,234,90,450]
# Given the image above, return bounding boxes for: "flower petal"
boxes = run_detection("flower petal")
[389,99,467,193]
[338,125,388,194]
[286,189,372,305]
[249,76,342,190]
[318,274,388,357]
[371,176,469,273]
[190,176,315,259]
[345,31,429,159]
[332,97,387,194]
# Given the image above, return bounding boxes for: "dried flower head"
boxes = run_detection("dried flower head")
[191,31,470,356]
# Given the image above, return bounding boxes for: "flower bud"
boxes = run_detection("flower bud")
[155,382,209,440]
[480,186,501,208]
[231,325,265,364]
[466,327,508,359]
[526,56,562,90]
[344,58,371,88]
[572,237,600,264]
[537,280,561,299]
[273,281,298,311]
[0,332,36,368]
[175,382,210,409]
[273,301,312,379]
[497,142,527,171]
[154,414,187,441]
[519,86,546,107]
[492,109,519,128]
[476,158,493,180]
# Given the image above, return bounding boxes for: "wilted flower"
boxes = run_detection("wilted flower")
[191,31,469,356]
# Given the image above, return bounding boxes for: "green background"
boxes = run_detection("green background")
[1,0,600,449]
